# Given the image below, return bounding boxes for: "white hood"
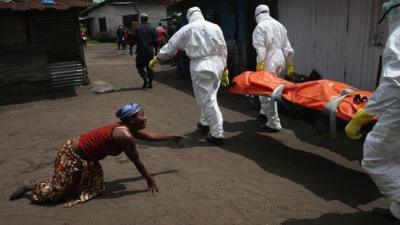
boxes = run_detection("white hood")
[187,6,204,23]
[255,4,271,24]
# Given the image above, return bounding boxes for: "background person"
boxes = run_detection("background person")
[116,25,125,50]
[123,25,129,50]
[80,29,87,49]
[155,22,169,54]
[132,13,157,88]
[128,21,140,56]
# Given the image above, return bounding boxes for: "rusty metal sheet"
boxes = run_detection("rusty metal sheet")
[49,60,85,87]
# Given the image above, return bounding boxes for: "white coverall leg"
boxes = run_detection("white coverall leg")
[259,53,286,130]
[253,4,294,131]
[191,57,224,138]
[362,78,400,219]
[361,1,400,218]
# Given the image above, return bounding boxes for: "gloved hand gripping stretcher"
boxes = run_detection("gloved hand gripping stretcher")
[229,71,375,137]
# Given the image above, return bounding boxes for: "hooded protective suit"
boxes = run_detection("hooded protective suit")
[361,0,400,219]
[158,7,227,138]
[252,4,294,130]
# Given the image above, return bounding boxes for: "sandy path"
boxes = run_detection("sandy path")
[0,43,392,225]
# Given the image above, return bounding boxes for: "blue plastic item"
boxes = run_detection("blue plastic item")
[41,0,55,6]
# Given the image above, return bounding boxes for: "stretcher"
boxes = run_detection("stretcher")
[229,71,374,137]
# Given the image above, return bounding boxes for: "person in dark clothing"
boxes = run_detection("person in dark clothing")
[116,25,125,50]
[167,21,177,38]
[127,21,139,56]
[132,13,157,88]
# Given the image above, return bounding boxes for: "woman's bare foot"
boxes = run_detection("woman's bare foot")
[9,181,35,201]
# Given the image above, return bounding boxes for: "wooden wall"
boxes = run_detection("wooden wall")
[0,10,85,96]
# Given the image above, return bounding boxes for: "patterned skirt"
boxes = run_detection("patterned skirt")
[30,139,104,206]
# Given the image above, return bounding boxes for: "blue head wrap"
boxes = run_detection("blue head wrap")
[116,103,142,120]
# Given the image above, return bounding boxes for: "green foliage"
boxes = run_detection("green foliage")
[87,37,99,44]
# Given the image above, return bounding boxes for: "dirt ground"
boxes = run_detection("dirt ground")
[0,43,394,225]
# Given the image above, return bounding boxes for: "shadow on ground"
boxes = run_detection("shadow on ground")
[0,87,78,106]
[153,69,381,208]
[181,119,381,208]
[99,169,178,199]
[282,212,394,225]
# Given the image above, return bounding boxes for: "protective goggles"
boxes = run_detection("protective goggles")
[255,10,268,19]
[188,9,201,18]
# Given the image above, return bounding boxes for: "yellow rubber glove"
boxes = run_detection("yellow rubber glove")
[256,63,264,71]
[221,68,230,86]
[345,108,374,140]
[149,56,159,68]
[287,58,295,76]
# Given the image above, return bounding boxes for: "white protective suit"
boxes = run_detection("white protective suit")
[158,7,227,138]
[362,0,400,219]
[252,4,294,130]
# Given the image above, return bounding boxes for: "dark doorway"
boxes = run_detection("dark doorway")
[99,17,107,32]
[122,14,139,27]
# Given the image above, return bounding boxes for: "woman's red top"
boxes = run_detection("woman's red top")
[78,123,123,161]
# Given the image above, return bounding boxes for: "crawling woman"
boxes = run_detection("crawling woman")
[10,102,184,206]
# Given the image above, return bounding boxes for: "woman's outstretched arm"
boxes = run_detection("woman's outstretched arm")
[113,127,159,195]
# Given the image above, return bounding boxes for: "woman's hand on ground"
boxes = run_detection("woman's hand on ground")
[173,136,188,147]
[147,180,159,196]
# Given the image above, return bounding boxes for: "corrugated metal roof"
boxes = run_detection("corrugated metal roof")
[0,0,91,11]
[80,0,164,16]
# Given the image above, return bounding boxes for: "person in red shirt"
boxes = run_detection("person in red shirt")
[155,22,168,54]
[80,29,87,49]
[123,26,129,50]
[10,103,185,206]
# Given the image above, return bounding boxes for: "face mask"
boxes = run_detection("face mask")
[254,11,267,22]
[254,4,269,22]
[187,7,201,21]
